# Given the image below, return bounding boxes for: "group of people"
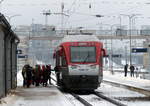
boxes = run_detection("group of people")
[124,64,138,77]
[22,64,51,88]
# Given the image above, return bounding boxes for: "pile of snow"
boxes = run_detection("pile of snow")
[36,60,46,65]
[17,70,23,86]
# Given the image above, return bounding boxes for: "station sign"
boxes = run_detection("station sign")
[104,54,122,58]
[132,48,147,53]
[17,55,28,58]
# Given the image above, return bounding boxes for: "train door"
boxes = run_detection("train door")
[55,48,67,86]
[55,50,61,85]
[98,48,106,84]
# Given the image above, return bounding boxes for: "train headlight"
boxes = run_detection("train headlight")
[90,65,96,69]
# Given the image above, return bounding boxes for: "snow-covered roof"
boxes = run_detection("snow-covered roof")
[61,35,100,43]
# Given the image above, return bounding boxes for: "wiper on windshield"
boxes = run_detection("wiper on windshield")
[83,52,90,63]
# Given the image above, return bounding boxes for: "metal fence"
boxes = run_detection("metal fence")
[0,14,19,99]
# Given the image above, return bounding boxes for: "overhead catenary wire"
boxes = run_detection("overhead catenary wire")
[63,0,144,29]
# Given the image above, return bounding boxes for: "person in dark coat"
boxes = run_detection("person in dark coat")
[34,65,41,86]
[124,64,128,77]
[130,64,135,77]
[46,65,51,85]
[42,65,46,86]
[26,65,32,88]
[31,67,35,85]
[22,64,28,87]
[22,64,32,88]
[54,66,60,85]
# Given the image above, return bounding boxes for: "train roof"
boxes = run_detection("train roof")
[61,35,100,43]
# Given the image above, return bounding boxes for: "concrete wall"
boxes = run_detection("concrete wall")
[0,33,18,98]
[11,42,17,89]
[0,14,19,98]
[0,27,5,98]
[5,36,12,93]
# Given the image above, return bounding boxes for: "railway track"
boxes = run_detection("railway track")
[70,91,127,106]
[71,93,92,106]
[93,91,127,106]
[50,72,150,106]
[50,72,127,106]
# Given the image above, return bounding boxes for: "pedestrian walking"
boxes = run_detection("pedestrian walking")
[130,64,135,77]
[135,67,139,78]
[124,64,128,77]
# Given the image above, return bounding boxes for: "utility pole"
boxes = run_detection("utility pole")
[42,10,51,28]
[119,15,122,35]
[110,24,120,74]
[61,2,64,35]
[125,46,127,65]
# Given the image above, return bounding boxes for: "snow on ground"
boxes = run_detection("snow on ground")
[1,69,73,106]
[1,59,150,106]
[1,86,73,106]
[17,70,23,87]
[103,71,150,90]
[98,83,150,106]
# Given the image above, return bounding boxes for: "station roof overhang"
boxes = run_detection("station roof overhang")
[0,13,20,44]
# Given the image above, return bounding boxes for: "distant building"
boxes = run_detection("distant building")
[15,24,56,66]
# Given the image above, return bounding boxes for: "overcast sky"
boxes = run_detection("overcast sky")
[1,0,150,29]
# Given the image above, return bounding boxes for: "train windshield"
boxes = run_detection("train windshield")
[70,46,96,63]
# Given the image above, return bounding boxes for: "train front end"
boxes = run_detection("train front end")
[62,42,105,90]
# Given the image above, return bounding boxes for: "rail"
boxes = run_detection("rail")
[71,93,92,106]
[94,91,127,106]
[50,72,127,106]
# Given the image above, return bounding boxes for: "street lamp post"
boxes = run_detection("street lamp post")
[120,14,141,65]
[96,23,119,74]
[0,0,4,10]
[5,14,22,25]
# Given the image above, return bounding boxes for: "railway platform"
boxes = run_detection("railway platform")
[103,71,150,96]
[0,86,73,106]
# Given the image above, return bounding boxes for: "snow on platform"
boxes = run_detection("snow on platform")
[0,70,73,106]
[103,71,150,91]
[1,86,73,106]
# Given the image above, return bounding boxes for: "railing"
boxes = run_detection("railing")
[15,29,150,37]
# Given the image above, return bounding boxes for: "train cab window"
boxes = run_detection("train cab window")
[70,46,96,63]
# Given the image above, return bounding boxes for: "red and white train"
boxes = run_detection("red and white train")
[53,35,106,91]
